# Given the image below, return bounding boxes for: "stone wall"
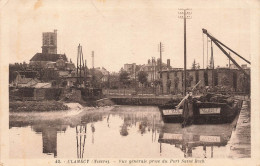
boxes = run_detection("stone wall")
[161,68,250,94]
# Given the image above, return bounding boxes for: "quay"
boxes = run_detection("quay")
[228,100,251,158]
[107,93,249,106]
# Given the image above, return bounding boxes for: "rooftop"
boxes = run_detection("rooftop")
[30,53,68,62]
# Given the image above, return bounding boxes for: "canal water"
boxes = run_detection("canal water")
[9,106,238,159]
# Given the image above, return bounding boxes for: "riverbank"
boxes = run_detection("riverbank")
[9,100,69,112]
[9,102,114,127]
[9,95,115,112]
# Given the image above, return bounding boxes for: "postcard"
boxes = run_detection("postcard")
[1,0,260,166]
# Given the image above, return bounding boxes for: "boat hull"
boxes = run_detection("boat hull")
[158,100,242,124]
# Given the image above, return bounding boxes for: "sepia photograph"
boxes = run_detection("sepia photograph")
[0,0,260,165]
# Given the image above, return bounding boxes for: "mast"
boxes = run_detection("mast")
[77,44,80,83]
[79,45,82,84]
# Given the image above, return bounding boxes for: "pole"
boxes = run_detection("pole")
[178,8,191,95]
[85,59,87,83]
[92,51,94,87]
[134,64,137,93]
[211,40,214,87]
[92,51,94,69]
[77,44,79,82]
[207,36,209,68]
[160,42,162,72]
[159,42,163,94]
[79,46,82,85]
[211,40,214,69]
[202,33,204,69]
[153,57,155,94]
[81,47,84,85]
[184,9,186,95]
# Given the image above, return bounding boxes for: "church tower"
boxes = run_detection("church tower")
[42,29,57,54]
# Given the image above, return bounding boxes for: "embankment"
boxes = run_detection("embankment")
[9,100,69,112]
[9,102,114,127]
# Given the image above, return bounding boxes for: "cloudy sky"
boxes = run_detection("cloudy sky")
[1,0,257,72]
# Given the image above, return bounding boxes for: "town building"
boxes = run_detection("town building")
[29,29,72,71]
[42,29,57,54]
[12,76,40,88]
[124,63,136,74]
[10,71,39,87]
[90,67,110,83]
[161,67,250,94]
[25,29,77,87]
[45,57,75,77]
[30,53,69,69]
[139,58,171,82]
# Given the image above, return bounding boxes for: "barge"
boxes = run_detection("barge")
[158,93,242,124]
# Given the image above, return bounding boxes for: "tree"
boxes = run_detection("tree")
[119,71,130,85]
[137,71,148,85]
[119,71,130,89]
[197,63,200,69]
[191,59,197,69]
[191,59,201,69]
[154,79,162,87]
[137,71,148,95]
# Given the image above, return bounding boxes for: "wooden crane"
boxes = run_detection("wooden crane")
[202,29,250,78]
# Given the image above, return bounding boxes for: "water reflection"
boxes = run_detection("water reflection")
[76,125,87,158]
[158,123,233,158]
[111,107,162,137]
[31,124,67,157]
[9,106,236,158]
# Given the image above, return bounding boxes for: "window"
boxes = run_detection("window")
[50,35,54,45]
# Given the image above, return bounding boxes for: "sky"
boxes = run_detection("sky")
[1,0,255,72]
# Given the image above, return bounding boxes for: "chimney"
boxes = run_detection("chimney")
[167,59,170,68]
[148,59,151,64]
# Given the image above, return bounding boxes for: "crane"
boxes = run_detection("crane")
[202,29,250,78]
